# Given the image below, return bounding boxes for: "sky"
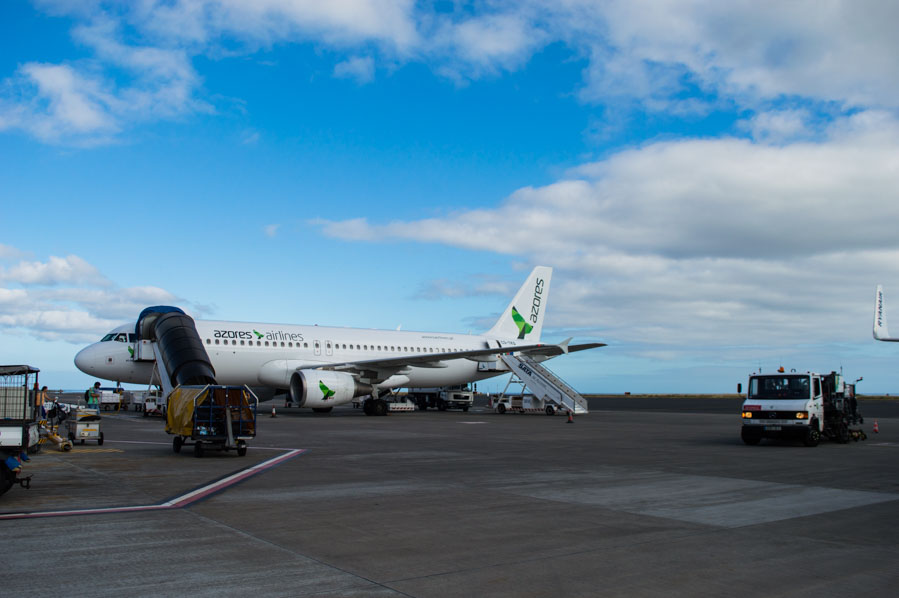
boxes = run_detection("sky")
[2,0,899,394]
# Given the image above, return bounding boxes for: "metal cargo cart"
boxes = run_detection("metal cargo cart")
[1,365,41,496]
[66,408,103,445]
[165,385,258,458]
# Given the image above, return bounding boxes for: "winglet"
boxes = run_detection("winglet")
[874,285,899,341]
[558,337,572,354]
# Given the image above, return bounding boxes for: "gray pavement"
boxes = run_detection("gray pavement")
[3,402,898,596]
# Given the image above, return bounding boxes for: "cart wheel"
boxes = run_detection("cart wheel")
[98,433,104,446]
[173,436,183,454]
[237,441,247,457]
[193,442,204,458]
[68,432,75,441]
[81,439,85,445]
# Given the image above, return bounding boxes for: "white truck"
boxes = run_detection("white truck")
[490,393,562,416]
[741,371,864,447]
[408,385,475,412]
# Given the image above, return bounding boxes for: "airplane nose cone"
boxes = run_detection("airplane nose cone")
[74,345,95,376]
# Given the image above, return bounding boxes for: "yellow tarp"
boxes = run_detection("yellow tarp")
[165,386,209,436]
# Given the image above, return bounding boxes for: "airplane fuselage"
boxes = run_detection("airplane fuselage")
[75,319,511,390]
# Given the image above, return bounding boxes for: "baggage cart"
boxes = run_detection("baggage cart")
[166,385,258,457]
[66,408,103,445]
[1,365,40,496]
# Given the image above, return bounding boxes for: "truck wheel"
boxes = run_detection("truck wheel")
[237,441,247,457]
[173,436,183,453]
[372,399,388,417]
[462,405,469,412]
[803,427,820,447]
[98,432,104,446]
[497,404,506,414]
[0,464,13,497]
[194,442,204,458]
[741,428,761,445]
[545,405,555,416]
[437,400,447,411]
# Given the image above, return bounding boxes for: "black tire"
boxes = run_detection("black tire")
[372,399,388,417]
[741,428,761,446]
[194,442,204,458]
[81,439,85,445]
[363,400,373,416]
[545,405,555,416]
[497,403,506,414]
[437,400,447,412]
[462,405,469,412]
[0,464,14,498]
[803,426,820,447]
[312,407,333,414]
[237,441,247,457]
[68,432,75,441]
[98,432,104,446]
[173,436,183,453]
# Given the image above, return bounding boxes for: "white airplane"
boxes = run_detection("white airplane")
[74,266,603,413]
[873,284,899,342]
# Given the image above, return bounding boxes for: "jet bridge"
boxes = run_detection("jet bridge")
[499,353,589,415]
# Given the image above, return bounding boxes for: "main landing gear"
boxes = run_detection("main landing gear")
[363,397,389,416]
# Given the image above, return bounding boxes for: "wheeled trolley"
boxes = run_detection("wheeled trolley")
[1,365,41,497]
[166,385,258,458]
[66,408,103,445]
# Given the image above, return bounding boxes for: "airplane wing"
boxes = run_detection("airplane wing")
[300,341,606,382]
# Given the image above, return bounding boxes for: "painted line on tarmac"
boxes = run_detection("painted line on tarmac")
[0,448,305,521]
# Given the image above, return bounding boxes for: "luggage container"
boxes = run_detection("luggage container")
[166,385,258,457]
[66,408,103,445]
[1,365,40,496]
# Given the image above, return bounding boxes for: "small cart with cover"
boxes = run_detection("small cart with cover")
[66,408,103,445]
[1,365,41,496]
[166,385,258,457]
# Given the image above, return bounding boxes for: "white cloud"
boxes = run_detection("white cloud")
[1,254,111,286]
[318,110,899,350]
[6,1,899,145]
[333,56,375,84]
[264,223,280,237]
[0,245,190,343]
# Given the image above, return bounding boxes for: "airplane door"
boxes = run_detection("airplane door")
[314,340,321,356]
[325,340,333,357]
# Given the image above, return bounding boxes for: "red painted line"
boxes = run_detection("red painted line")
[0,449,305,521]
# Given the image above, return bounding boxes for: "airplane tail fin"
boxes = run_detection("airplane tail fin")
[874,285,899,341]
[487,266,552,342]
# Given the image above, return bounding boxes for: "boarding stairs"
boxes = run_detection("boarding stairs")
[499,354,589,415]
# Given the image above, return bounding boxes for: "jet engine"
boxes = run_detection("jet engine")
[289,370,371,408]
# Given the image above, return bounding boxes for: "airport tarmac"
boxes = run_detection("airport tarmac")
[3,400,898,597]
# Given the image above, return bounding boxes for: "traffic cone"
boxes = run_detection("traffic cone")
[270,405,277,418]
[873,420,879,433]
[567,410,574,423]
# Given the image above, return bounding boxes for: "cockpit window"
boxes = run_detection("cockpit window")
[101,333,115,342]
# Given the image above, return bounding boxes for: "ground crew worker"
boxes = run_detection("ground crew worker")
[85,381,101,408]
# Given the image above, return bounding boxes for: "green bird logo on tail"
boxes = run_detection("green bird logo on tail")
[511,306,533,339]
[319,381,336,401]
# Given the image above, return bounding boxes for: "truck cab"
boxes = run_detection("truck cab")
[742,371,861,446]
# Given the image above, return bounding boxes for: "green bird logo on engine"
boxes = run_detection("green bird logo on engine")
[511,306,533,339]
[319,381,336,401]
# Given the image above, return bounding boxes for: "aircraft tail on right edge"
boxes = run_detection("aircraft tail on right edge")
[874,285,899,342]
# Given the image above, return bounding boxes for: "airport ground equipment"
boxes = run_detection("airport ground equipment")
[408,385,475,411]
[741,371,864,446]
[66,408,103,445]
[166,385,258,457]
[39,400,74,452]
[492,354,589,415]
[0,365,41,496]
[97,388,123,411]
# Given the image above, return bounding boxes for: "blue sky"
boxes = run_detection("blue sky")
[2,1,899,393]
